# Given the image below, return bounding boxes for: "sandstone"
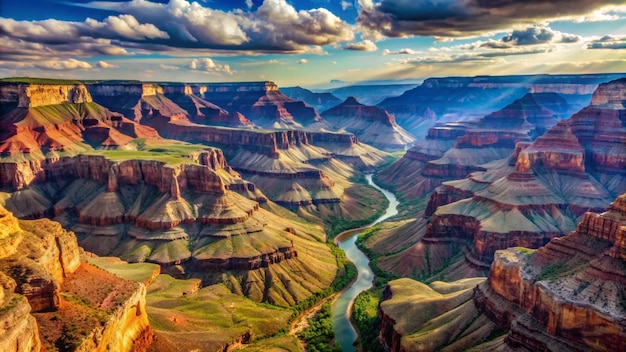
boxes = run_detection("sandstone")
[474,192,626,351]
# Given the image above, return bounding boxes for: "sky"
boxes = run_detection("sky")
[1,0,626,88]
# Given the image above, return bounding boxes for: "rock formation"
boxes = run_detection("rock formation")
[378,89,594,200]
[379,277,491,352]
[196,82,322,128]
[0,81,159,157]
[371,78,626,281]
[281,86,342,112]
[159,84,253,128]
[321,97,415,151]
[0,205,152,352]
[425,78,626,267]
[379,192,626,352]
[474,192,626,351]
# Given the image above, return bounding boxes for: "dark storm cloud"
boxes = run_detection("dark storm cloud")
[358,0,626,38]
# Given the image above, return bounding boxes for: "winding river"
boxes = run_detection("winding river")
[332,174,399,352]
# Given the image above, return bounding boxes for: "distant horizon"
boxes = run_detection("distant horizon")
[1,0,625,88]
[2,71,626,91]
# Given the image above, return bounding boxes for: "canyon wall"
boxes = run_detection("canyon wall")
[475,192,626,351]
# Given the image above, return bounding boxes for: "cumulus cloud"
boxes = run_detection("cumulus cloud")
[298,58,308,64]
[343,39,378,51]
[357,0,626,39]
[341,1,353,10]
[382,48,418,55]
[587,35,626,49]
[189,58,232,74]
[0,0,355,72]
[97,60,118,68]
[77,0,354,52]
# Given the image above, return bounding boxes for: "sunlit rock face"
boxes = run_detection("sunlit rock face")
[158,83,253,128]
[321,96,415,151]
[378,193,626,352]
[475,192,626,351]
[0,82,160,157]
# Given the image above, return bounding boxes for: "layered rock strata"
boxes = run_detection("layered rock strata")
[379,277,492,352]
[0,82,159,157]
[198,81,322,128]
[321,97,415,151]
[378,193,626,352]
[377,92,576,200]
[423,78,626,270]
[474,192,626,351]
[0,205,153,352]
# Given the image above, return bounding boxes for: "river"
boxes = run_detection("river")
[331,174,399,352]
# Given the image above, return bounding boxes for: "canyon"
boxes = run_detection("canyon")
[0,205,151,352]
[1,73,625,352]
[379,192,626,351]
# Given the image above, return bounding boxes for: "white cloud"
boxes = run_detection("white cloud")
[298,58,308,64]
[343,39,378,51]
[97,60,118,68]
[383,48,418,55]
[341,1,353,10]
[189,57,232,74]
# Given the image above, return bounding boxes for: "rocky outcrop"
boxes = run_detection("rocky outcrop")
[0,152,228,195]
[474,192,626,351]
[321,97,415,151]
[377,193,626,352]
[377,91,577,200]
[0,217,80,312]
[0,282,41,352]
[15,84,92,107]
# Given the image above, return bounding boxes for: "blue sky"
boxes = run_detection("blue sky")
[1,0,625,88]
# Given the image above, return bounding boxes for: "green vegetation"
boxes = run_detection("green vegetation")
[516,247,536,255]
[91,139,212,166]
[352,291,385,352]
[297,303,341,352]
[537,263,566,281]
[355,225,400,288]
[55,324,84,352]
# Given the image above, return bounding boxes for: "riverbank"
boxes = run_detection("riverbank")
[332,175,399,352]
